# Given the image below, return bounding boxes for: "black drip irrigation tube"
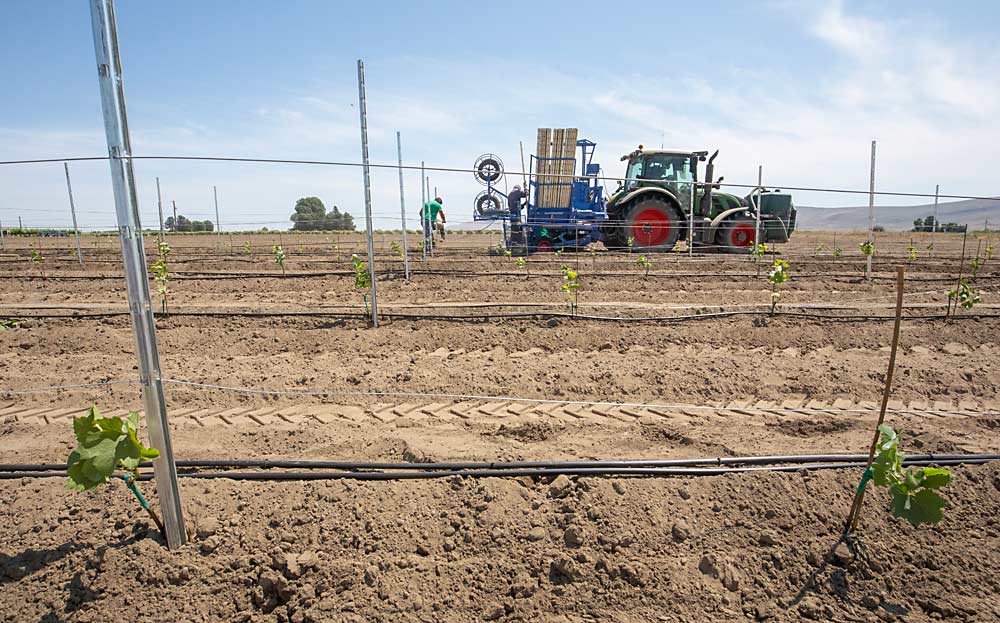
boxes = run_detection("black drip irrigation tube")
[2,453,997,481]
[8,308,1000,324]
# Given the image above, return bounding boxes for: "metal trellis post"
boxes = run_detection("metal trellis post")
[866,140,876,281]
[754,165,762,254]
[89,0,186,549]
[0,220,5,252]
[421,161,427,261]
[687,184,694,256]
[155,176,164,245]
[63,163,85,266]
[396,132,409,280]
[213,185,221,236]
[427,176,434,255]
[357,60,379,328]
[931,184,939,254]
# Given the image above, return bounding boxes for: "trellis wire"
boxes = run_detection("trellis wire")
[3,154,1000,203]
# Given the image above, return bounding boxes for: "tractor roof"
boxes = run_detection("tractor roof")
[639,149,710,158]
[622,147,709,161]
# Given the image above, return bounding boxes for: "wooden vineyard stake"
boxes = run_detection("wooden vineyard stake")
[843,265,905,535]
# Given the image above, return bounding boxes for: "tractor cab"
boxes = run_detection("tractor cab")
[615,148,708,217]
[621,149,705,190]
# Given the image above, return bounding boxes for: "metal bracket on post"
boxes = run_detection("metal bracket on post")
[396,131,409,280]
[64,163,85,266]
[89,0,186,549]
[357,60,379,328]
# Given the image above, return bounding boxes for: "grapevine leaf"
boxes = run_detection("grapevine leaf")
[73,407,98,441]
[66,407,160,491]
[871,448,897,487]
[902,468,922,492]
[876,424,897,450]
[917,467,952,490]
[891,487,948,527]
[871,426,902,487]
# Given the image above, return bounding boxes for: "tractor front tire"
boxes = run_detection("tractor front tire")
[624,198,683,252]
[715,218,757,254]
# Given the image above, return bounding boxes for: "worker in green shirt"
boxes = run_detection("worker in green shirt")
[420,196,447,242]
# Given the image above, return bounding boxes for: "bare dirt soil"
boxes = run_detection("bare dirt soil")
[1,230,999,622]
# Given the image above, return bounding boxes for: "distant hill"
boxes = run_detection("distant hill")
[796,198,1000,231]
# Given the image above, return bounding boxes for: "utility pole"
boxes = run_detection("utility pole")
[357,59,379,328]
[89,0,185,548]
[171,200,177,232]
[18,216,23,230]
[866,140,876,281]
[156,176,164,244]
[64,162,85,266]
[396,131,409,280]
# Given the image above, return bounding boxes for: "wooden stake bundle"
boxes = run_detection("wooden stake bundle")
[562,128,578,207]
[536,128,551,207]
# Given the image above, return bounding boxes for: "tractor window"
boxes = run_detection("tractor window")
[625,159,644,190]
[644,155,693,183]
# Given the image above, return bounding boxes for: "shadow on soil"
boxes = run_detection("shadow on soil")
[787,535,909,619]
[2,530,158,620]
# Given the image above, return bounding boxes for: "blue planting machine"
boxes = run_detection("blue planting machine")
[472,133,797,254]
[472,139,607,254]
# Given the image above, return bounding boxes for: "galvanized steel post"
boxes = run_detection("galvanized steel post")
[421,161,427,261]
[213,185,221,236]
[155,176,164,244]
[89,0,186,549]
[866,140,876,281]
[754,165,762,254]
[356,60,379,328]
[64,163,85,266]
[396,131,409,280]
[931,184,939,254]
[687,183,694,256]
[426,176,433,255]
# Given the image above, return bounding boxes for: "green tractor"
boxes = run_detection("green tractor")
[604,146,797,252]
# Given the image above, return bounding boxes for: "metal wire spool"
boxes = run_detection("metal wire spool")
[474,190,506,217]
[473,154,504,185]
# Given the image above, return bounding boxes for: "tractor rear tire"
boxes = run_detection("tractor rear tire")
[715,218,757,254]
[624,198,683,252]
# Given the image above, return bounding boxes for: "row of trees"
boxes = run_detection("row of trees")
[912,215,967,233]
[165,215,215,232]
[290,197,356,231]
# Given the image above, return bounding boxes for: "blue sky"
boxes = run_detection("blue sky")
[2,0,999,230]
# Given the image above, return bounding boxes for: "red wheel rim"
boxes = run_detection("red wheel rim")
[536,240,553,253]
[729,223,756,248]
[631,208,671,247]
